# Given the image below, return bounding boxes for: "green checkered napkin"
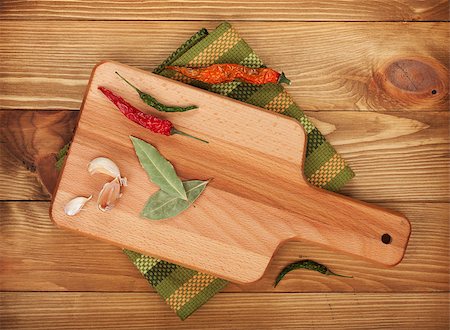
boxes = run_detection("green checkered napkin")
[59,22,354,320]
[125,22,354,319]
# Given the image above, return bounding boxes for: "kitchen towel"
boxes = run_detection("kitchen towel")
[58,21,355,320]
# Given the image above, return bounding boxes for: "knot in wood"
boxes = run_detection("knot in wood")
[370,57,448,109]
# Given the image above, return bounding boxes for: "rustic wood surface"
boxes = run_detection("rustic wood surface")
[1,0,448,21]
[1,2,449,329]
[1,22,448,111]
[1,293,449,329]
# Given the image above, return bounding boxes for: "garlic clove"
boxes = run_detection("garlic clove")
[88,157,127,186]
[97,177,122,212]
[88,157,121,179]
[64,195,92,216]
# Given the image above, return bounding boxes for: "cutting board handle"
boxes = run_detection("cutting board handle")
[283,183,411,266]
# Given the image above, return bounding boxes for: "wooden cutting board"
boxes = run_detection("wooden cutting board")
[51,61,411,284]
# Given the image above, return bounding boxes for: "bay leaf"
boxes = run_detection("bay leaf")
[141,180,208,220]
[130,136,187,200]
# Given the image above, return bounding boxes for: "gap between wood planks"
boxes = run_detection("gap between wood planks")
[1,19,450,23]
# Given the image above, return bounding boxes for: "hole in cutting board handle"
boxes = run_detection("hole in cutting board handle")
[381,233,392,244]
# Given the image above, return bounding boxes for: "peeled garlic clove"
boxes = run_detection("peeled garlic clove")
[64,195,92,216]
[88,157,121,178]
[97,177,122,212]
[88,157,127,186]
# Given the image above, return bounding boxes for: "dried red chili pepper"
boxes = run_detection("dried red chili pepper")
[166,64,290,85]
[98,86,208,143]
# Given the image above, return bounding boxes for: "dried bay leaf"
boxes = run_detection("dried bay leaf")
[142,180,209,220]
[130,136,187,200]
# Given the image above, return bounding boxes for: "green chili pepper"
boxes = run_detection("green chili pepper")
[115,72,197,112]
[274,259,352,287]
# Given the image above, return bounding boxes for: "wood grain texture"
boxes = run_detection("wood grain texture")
[50,62,410,282]
[1,202,448,292]
[1,4,449,326]
[2,110,448,202]
[1,22,448,111]
[0,111,78,199]
[0,0,448,21]
[1,292,448,329]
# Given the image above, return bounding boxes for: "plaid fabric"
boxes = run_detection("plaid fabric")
[58,22,354,320]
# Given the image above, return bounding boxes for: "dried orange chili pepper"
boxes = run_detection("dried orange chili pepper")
[166,64,290,85]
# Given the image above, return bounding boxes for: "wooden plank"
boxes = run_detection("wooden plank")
[1,292,448,329]
[1,201,448,292]
[325,111,450,202]
[0,0,448,21]
[1,110,448,202]
[0,21,448,111]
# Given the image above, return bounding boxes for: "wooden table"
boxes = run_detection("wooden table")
[1,1,449,329]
